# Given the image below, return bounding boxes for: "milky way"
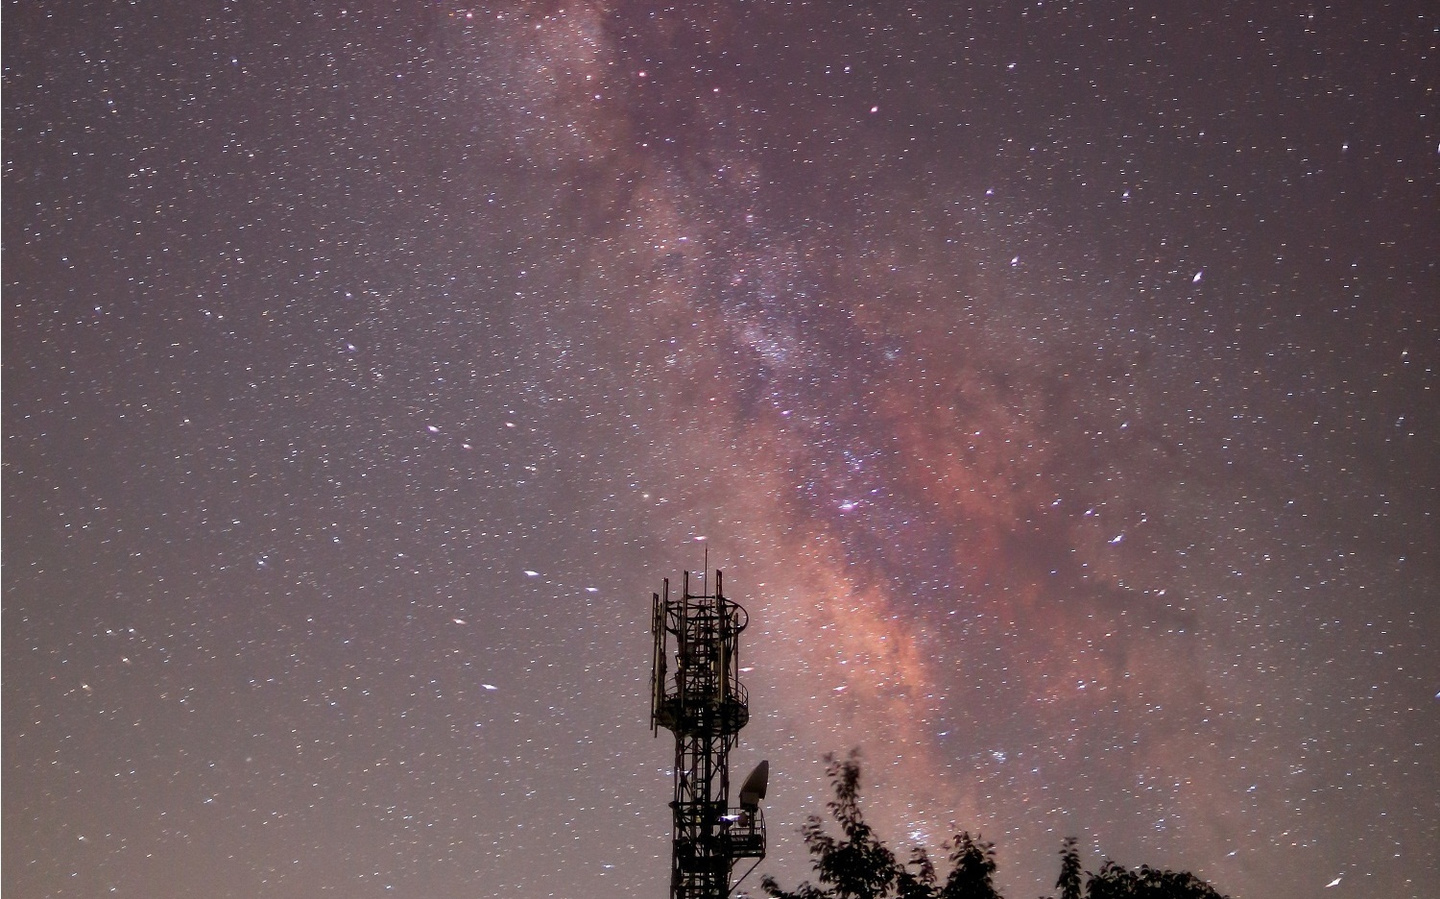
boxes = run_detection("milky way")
[5,3,1438,899]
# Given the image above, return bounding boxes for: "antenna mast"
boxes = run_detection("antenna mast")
[651,569,767,899]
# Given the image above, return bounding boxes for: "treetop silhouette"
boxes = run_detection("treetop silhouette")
[759,751,1230,899]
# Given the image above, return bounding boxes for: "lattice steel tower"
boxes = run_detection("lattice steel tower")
[651,569,767,899]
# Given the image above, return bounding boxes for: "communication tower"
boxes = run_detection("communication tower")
[651,569,768,899]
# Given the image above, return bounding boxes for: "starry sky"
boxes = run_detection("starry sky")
[4,2,1438,898]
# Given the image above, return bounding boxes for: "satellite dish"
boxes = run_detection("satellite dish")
[738,760,769,811]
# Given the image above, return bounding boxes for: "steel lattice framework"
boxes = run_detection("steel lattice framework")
[651,570,766,899]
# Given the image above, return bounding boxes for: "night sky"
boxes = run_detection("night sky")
[4,2,1438,898]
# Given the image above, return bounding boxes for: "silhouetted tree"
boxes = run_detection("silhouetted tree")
[894,847,939,899]
[1055,837,1082,899]
[761,754,1230,899]
[761,751,897,899]
[940,832,1000,899]
[1083,860,1230,899]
